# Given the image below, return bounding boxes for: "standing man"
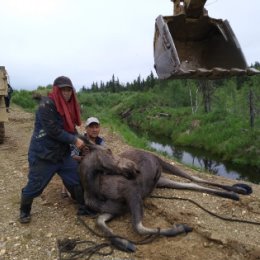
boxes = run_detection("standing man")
[4,83,13,113]
[19,76,96,224]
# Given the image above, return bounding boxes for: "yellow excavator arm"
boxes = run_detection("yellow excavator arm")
[173,0,207,18]
[154,0,260,80]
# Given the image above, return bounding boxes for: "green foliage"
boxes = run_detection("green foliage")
[12,90,37,112]
[11,67,260,169]
[34,85,52,96]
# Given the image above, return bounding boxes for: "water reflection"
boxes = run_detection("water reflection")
[149,141,260,184]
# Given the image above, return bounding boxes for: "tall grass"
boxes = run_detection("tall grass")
[12,90,37,112]
[12,81,260,168]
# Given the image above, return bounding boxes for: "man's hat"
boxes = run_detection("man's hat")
[53,76,73,88]
[85,117,100,127]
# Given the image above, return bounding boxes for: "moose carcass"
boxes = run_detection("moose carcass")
[79,144,252,252]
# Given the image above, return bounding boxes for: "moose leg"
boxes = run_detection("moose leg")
[135,221,192,237]
[97,213,136,252]
[97,213,115,237]
[183,175,252,195]
[162,162,252,195]
[127,192,192,237]
[156,177,240,200]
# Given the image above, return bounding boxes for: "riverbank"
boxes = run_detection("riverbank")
[123,108,260,170]
[147,137,260,184]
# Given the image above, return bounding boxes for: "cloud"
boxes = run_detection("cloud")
[1,0,259,90]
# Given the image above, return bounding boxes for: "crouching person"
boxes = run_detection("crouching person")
[61,116,105,198]
[19,76,96,224]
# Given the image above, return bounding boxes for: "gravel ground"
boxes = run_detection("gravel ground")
[1,106,260,260]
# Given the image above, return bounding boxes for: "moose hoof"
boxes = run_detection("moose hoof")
[232,183,252,195]
[182,224,193,233]
[110,237,136,252]
[176,224,193,234]
[165,224,193,236]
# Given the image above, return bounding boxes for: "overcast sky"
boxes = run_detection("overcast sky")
[1,0,259,91]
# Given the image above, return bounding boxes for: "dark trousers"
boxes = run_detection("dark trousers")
[22,154,80,199]
[4,96,10,108]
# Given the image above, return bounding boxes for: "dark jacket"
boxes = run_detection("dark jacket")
[7,84,13,98]
[28,97,77,163]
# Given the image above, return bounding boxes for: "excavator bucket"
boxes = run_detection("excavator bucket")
[154,14,260,80]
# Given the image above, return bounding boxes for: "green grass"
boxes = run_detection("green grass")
[12,81,260,169]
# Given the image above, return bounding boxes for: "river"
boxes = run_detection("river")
[148,139,260,185]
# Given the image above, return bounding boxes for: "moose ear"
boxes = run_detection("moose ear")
[78,134,91,145]
[78,134,96,150]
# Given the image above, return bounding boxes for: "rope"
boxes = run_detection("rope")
[57,194,260,259]
[57,238,112,260]
[151,195,260,226]
[57,216,160,260]
[77,215,160,245]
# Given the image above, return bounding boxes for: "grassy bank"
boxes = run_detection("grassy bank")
[77,90,260,168]
[11,76,260,169]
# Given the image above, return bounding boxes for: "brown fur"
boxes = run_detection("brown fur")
[79,145,250,244]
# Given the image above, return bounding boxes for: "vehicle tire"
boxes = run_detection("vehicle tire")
[0,122,5,144]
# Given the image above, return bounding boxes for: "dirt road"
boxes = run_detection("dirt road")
[1,106,260,260]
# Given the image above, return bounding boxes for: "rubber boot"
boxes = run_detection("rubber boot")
[61,184,70,199]
[63,184,77,202]
[19,196,33,224]
[73,185,98,217]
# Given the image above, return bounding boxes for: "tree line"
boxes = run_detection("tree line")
[80,62,260,128]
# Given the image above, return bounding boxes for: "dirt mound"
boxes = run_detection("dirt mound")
[0,106,260,260]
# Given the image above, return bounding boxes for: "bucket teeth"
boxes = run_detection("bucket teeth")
[247,67,260,76]
[154,14,260,80]
[166,67,260,80]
